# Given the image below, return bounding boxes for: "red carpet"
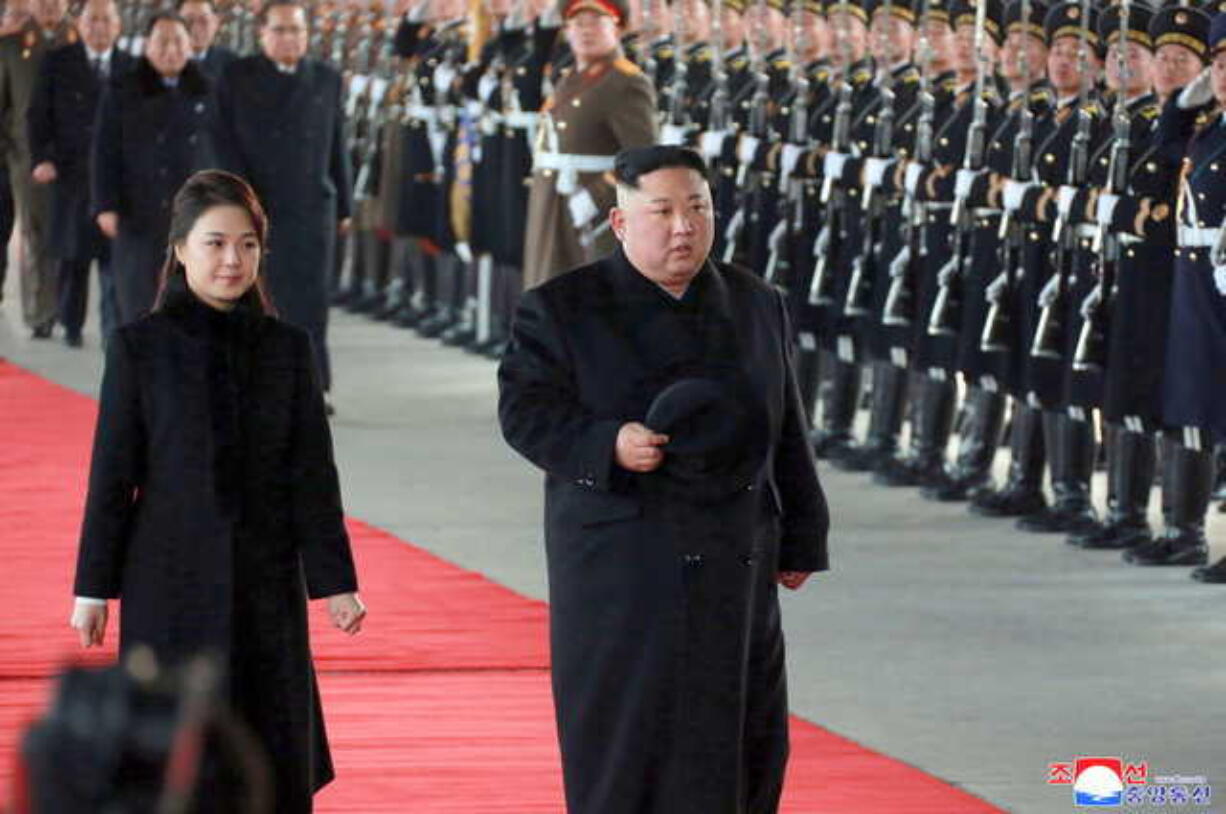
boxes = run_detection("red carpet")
[0,359,1002,812]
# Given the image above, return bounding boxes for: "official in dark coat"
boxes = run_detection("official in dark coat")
[177,0,236,81]
[214,0,352,393]
[27,0,131,346]
[71,171,366,814]
[92,13,219,323]
[499,146,830,814]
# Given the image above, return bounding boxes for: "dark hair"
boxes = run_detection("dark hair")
[145,10,188,37]
[153,170,275,315]
[174,0,215,13]
[613,145,709,189]
[257,0,307,28]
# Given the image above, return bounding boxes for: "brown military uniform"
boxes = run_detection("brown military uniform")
[0,19,76,330]
[521,52,656,289]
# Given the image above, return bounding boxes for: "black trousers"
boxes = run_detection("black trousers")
[0,163,13,292]
[57,247,116,341]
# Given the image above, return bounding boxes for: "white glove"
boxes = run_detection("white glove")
[700,130,728,160]
[1096,192,1119,227]
[1002,179,1033,212]
[660,124,687,146]
[888,245,910,279]
[454,241,473,264]
[955,168,980,200]
[865,157,894,189]
[566,188,599,229]
[936,257,958,286]
[1215,266,1226,296]
[1178,68,1214,110]
[1037,272,1061,308]
[1056,185,1078,219]
[433,63,457,97]
[905,162,924,195]
[779,144,804,180]
[985,271,1008,303]
[823,151,848,181]
[736,135,760,166]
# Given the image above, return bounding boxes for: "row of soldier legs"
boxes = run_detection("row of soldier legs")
[726,176,1226,582]
[329,116,530,359]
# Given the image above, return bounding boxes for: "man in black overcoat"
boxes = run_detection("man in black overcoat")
[214,0,351,393]
[27,0,131,346]
[498,145,830,814]
[177,0,236,81]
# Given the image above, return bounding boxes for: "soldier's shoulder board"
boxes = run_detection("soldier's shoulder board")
[729,55,749,70]
[1139,104,1160,120]
[613,57,642,76]
[852,68,873,85]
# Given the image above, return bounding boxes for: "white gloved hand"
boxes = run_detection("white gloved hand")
[1215,266,1226,296]
[1096,192,1119,227]
[1056,185,1078,219]
[779,144,804,180]
[567,188,599,228]
[660,124,687,146]
[1178,68,1214,110]
[1037,272,1061,308]
[936,257,958,286]
[1002,179,1034,212]
[865,157,894,189]
[699,130,727,160]
[454,241,473,264]
[736,135,760,166]
[955,168,980,200]
[905,162,924,195]
[985,271,1008,303]
[823,151,848,181]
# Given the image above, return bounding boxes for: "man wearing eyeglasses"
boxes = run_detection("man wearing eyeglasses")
[214,0,352,409]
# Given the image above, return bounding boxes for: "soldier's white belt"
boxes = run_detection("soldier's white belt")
[535,151,615,197]
[406,105,438,123]
[503,111,539,130]
[1177,226,1218,248]
[1071,224,1099,241]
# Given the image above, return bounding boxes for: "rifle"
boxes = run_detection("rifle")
[927,0,990,336]
[720,0,771,263]
[1072,1,1130,372]
[844,0,895,316]
[882,0,934,327]
[981,0,1036,352]
[762,0,812,283]
[708,0,730,132]
[664,0,690,134]
[806,0,855,304]
[1031,0,1093,359]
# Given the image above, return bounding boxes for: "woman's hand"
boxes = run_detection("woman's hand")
[327,592,366,635]
[70,600,108,647]
[777,572,812,591]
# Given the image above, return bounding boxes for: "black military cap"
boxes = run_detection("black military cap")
[1212,8,1226,51]
[951,0,1006,43]
[920,0,954,27]
[1044,0,1101,49]
[1006,0,1050,42]
[644,377,771,503]
[1098,2,1154,50]
[868,0,920,24]
[559,0,629,25]
[1150,4,1211,61]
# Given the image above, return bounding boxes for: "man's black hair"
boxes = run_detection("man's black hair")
[613,145,709,189]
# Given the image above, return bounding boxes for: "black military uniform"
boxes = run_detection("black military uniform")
[27,40,134,346]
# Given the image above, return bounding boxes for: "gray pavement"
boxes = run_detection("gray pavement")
[3,271,1223,814]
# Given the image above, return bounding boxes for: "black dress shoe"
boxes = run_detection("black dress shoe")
[1015,504,1098,534]
[811,430,853,461]
[829,444,892,473]
[1122,534,1208,566]
[64,332,83,348]
[1191,557,1226,583]
[920,470,993,502]
[31,322,53,340]
[416,310,457,338]
[1067,521,1151,550]
[872,456,943,488]
[440,323,476,347]
[968,487,1047,518]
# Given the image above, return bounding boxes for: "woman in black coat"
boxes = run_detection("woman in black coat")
[70,170,366,813]
[92,12,219,324]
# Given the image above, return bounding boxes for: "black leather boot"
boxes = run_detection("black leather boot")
[1125,435,1212,566]
[922,385,1006,501]
[969,402,1047,517]
[834,362,908,473]
[811,352,860,460]
[873,373,956,487]
[1017,411,1098,533]
[1069,426,1155,549]
[1191,556,1226,583]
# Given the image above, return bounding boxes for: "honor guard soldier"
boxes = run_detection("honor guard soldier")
[0,0,76,340]
[658,0,716,146]
[521,0,657,287]
[1120,10,1226,581]
[702,0,749,254]
[965,0,1059,519]
[991,0,1107,533]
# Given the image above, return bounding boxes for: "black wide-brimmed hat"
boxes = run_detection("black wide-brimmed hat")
[644,377,771,503]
